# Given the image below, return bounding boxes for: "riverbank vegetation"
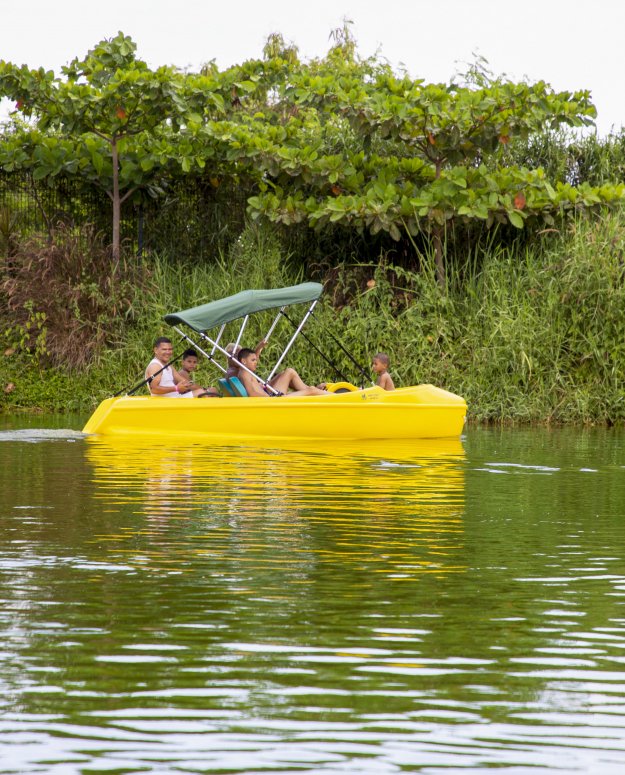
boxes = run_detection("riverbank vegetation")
[1,29,625,423]
[2,213,625,424]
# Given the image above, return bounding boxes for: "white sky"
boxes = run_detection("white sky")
[1,0,624,136]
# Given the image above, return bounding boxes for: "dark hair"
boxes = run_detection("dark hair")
[182,348,198,359]
[153,336,172,348]
[237,348,255,361]
[374,352,390,366]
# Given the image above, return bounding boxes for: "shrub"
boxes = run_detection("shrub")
[2,224,144,368]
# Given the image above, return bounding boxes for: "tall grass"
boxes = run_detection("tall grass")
[307,213,625,424]
[0,226,300,411]
[2,216,625,423]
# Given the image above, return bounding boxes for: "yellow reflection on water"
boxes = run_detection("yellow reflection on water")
[84,436,467,581]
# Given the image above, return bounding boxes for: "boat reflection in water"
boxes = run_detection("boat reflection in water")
[84,436,467,582]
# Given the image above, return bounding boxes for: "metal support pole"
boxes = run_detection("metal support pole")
[267,300,318,382]
[197,332,280,394]
[234,316,249,350]
[210,324,226,356]
[172,326,226,374]
[263,308,284,343]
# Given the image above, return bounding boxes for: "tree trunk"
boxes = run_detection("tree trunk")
[433,225,445,287]
[28,173,53,243]
[432,160,445,287]
[111,137,120,266]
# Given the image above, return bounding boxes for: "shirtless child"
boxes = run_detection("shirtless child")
[178,348,219,397]
[236,348,327,397]
[372,352,395,391]
[225,340,266,378]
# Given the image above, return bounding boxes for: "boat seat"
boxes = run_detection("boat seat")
[218,377,248,397]
[326,381,359,393]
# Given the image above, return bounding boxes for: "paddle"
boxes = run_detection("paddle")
[115,353,184,397]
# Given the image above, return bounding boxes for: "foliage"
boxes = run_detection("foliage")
[308,214,625,424]
[500,127,625,191]
[2,28,625,422]
[236,32,625,283]
[0,33,223,262]
[2,216,625,424]
[2,29,625,283]
[2,224,144,368]
[3,301,48,362]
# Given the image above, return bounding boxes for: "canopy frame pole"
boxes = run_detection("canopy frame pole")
[171,327,280,394]
[315,324,372,388]
[234,315,249,351]
[267,300,318,382]
[210,324,226,356]
[194,331,281,395]
[171,326,227,374]
[263,308,284,343]
[279,310,352,383]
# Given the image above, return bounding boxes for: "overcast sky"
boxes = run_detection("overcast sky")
[1,0,624,135]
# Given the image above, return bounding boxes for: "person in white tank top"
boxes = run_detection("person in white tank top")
[145,337,196,398]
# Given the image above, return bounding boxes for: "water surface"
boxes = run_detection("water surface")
[1,420,624,773]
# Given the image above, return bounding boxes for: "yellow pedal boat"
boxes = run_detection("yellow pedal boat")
[83,383,466,440]
[82,283,467,441]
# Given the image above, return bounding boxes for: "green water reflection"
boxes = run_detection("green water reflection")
[1,423,624,773]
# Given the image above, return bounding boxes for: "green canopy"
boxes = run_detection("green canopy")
[163,282,324,333]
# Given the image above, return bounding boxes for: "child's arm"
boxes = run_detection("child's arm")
[172,367,194,394]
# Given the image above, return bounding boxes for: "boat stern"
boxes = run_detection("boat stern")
[82,397,120,434]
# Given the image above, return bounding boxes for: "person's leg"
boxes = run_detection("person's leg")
[270,367,307,393]
[282,385,327,397]
[192,387,219,397]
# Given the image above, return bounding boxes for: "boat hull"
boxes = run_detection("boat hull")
[82,384,467,441]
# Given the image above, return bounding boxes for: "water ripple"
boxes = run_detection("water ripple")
[0,429,85,443]
[2,426,625,772]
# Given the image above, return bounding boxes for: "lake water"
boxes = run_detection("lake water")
[1,417,625,774]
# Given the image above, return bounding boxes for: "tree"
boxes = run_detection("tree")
[241,44,625,284]
[2,31,624,285]
[0,33,223,263]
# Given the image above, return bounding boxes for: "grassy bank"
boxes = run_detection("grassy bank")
[2,216,625,424]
